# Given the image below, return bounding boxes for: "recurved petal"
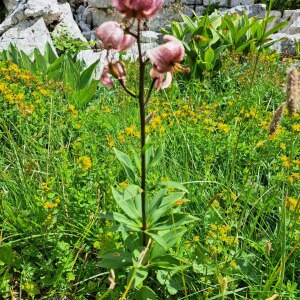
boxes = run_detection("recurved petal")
[100,65,114,88]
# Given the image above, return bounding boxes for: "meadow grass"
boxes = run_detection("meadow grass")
[0,52,299,299]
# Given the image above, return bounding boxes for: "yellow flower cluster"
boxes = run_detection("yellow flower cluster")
[77,156,92,171]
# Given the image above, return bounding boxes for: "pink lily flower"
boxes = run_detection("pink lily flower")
[100,61,126,88]
[113,0,163,19]
[96,21,135,51]
[147,35,189,90]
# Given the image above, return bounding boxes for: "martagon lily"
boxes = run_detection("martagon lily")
[113,0,164,19]
[147,35,189,90]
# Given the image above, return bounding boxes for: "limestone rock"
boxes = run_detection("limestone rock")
[76,49,118,78]
[203,0,229,7]
[0,17,57,55]
[52,3,87,42]
[266,10,282,32]
[88,0,112,8]
[218,4,267,18]
[3,0,19,13]
[280,11,300,34]
[269,33,300,56]
[230,0,254,7]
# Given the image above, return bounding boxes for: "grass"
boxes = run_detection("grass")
[0,51,299,299]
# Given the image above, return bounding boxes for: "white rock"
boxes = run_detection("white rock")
[88,0,112,8]
[218,4,267,18]
[24,0,61,25]
[203,0,229,7]
[76,49,118,79]
[269,33,300,56]
[280,11,300,34]
[3,0,20,13]
[123,42,158,61]
[52,3,87,42]
[141,31,160,43]
[0,18,57,55]
[266,10,282,32]
[230,0,254,7]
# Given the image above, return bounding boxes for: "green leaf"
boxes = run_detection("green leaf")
[114,148,137,183]
[0,245,14,265]
[33,48,48,72]
[151,213,198,231]
[44,42,58,64]
[112,185,141,220]
[148,143,165,170]
[151,228,186,259]
[71,81,97,108]
[263,21,289,38]
[127,268,148,288]
[180,13,196,31]
[158,181,188,193]
[78,60,98,90]
[157,270,183,295]
[135,286,157,300]
[147,232,168,250]
[151,255,191,270]
[234,39,256,53]
[204,47,215,63]
[99,249,132,268]
[148,188,167,212]
[99,212,140,230]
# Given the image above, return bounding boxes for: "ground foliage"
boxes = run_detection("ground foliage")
[0,51,299,299]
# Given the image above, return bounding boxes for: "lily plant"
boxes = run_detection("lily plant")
[96,1,196,298]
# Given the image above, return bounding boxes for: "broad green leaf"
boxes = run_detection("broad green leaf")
[33,48,47,72]
[99,249,132,268]
[112,186,141,220]
[146,232,168,250]
[234,39,256,53]
[204,47,215,63]
[20,51,35,72]
[0,245,14,265]
[157,270,183,295]
[148,188,167,212]
[99,212,140,230]
[78,60,98,90]
[180,13,196,31]
[151,228,186,259]
[151,255,191,270]
[71,81,97,108]
[158,181,188,193]
[135,286,157,300]
[127,268,148,288]
[263,21,289,38]
[148,143,165,170]
[114,148,137,183]
[44,42,58,64]
[151,213,198,231]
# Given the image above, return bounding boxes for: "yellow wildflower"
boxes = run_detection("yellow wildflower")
[77,156,92,171]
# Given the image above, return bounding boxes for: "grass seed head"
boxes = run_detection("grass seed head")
[269,102,286,135]
[286,66,299,115]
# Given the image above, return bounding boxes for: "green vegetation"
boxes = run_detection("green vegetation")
[0,51,299,298]
[0,7,299,299]
[257,0,300,11]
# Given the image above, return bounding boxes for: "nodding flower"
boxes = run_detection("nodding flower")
[113,0,163,19]
[100,61,126,88]
[96,21,135,51]
[147,35,189,90]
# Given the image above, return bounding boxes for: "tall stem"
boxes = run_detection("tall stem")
[137,20,147,246]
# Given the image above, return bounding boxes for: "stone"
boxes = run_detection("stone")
[141,31,160,43]
[89,7,118,28]
[88,0,112,8]
[82,7,93,27]
[76,49,119,78]
[3,0,19,13]
[184,0,203,4]
[230,0,254,7]
[218,4,267,18]
[0,17,57,55]
[203,0,229,7]
[269,33,300,56]
[52,3,87,42]
[123,42,158,61]
[24,0,61,25]
[280,11,300,34]
[266,10,282,32]
[76,5,86,22]
[79,20,91,32]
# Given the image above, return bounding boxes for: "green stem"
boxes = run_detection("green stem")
[137,20,147,246]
